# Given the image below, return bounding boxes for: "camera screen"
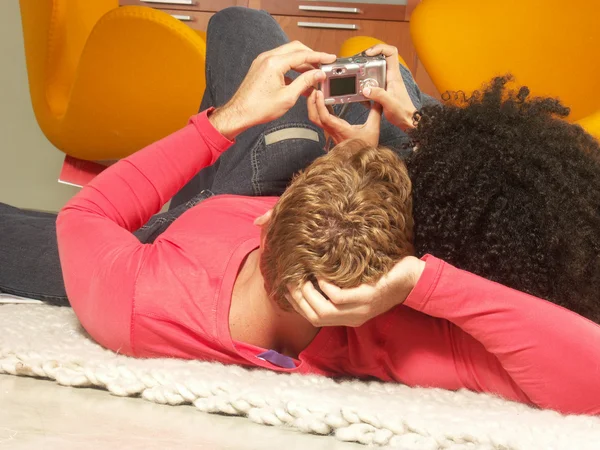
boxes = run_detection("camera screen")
[330,76,356,96]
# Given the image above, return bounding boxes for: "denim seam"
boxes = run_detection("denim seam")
[138,216,168,231]
[186,189,214,208]
[206,66,213,104]
[250,136,264,196]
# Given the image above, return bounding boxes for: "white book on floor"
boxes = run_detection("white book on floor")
[0,293,43,304]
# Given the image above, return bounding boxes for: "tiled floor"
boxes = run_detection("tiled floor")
[1,374,363,449]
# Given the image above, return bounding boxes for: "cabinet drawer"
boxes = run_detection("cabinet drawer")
[159,8,213,31]
[252,1,407,21]
[274,16,416,71]
[119,0,243,13]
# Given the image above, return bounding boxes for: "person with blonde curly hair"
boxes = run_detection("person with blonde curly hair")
[261,141,414,314]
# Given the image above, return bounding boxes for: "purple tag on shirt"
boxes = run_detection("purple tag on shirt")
[257,350,297,369]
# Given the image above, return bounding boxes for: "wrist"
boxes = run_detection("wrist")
[208,104,250,140]
[389,256,426,306]
[396,106,419,132]
[409,257,426,288]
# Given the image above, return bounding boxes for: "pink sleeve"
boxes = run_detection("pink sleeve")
[56,109,233,353]
[404,255,600,415]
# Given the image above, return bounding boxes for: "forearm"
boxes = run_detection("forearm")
[403,255,600,415]
[60,109,234,232]
[391,64,439,130]
[394,64,420,131]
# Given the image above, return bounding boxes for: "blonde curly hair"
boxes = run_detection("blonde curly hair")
[260,140,414,310]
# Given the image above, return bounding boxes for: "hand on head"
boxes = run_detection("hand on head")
[209,41,335,139]
[286,256,425,328]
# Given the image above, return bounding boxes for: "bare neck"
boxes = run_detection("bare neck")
[230,249,319,359]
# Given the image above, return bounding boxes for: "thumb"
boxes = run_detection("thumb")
[287,69,325,101]
[319,279,373,305]
[363,86,393,109]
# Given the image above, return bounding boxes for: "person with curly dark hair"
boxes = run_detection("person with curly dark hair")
[406,75,600,323]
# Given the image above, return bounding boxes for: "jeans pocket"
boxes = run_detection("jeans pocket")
[134,189,214,243]
[251,124,324,196]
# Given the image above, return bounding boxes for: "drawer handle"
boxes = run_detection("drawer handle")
[171,14,193,21]
[297,21,359,30]
[299,5,361,14]
[140,0,194,5]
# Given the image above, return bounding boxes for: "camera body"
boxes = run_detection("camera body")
[319,53,386,106]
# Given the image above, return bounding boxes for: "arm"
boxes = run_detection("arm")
[56,110,235,352]
[58,110,234,233]
[289,255,600,415]
[403,255,600,415]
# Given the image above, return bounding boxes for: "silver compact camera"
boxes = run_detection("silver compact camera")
[319,53,386,106]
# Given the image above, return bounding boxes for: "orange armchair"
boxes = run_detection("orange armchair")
[410,0,600,140]
[19,0,207,161]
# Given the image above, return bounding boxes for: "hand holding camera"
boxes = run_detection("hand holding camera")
[362,44,418,131]
[308,50,387,148]
[210,41,335,140]
[307,90,382,148]
[319,53,387,105]
[308,44,419,145]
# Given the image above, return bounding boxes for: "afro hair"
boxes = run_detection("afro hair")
[407,76,600,323]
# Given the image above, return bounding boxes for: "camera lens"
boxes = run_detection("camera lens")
[335,68,343,75]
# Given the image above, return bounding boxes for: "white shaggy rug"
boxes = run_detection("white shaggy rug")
[1,304,599,449]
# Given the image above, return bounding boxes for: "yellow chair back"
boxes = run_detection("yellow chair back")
[411,0,600,131]
[19,0,207,160]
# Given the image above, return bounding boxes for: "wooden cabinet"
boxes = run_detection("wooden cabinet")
[119,0,230,32]
[272,16,416,71]
[118,0,440,98]
[250,0,415,68]
[154,8,214,31]
[119,0,246,13]
[250,0,439,98]
[253,0,408,21]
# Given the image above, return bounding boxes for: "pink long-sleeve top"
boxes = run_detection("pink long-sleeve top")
[57,110,600,416]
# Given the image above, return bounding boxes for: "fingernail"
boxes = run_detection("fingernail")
[363,87,371,96]
[315,70,325,80]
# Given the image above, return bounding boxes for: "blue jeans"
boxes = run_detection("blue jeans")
[0,7,435,306]
[170,8,437,206]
